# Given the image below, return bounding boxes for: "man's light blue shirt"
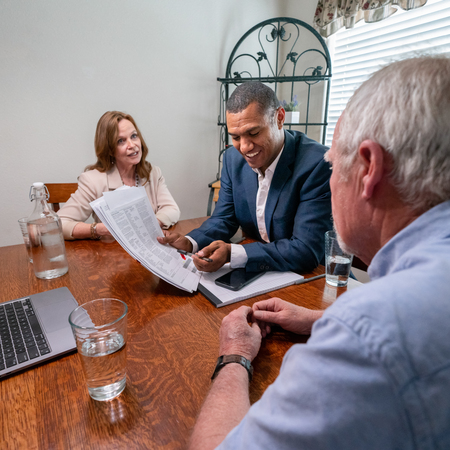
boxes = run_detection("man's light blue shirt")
[218,200,450,449]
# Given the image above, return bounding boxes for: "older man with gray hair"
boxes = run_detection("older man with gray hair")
[188,56,450,449]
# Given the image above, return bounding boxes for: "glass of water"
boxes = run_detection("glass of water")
[18,217,33,263]
[325,230,354,287]
[69,299,128,401]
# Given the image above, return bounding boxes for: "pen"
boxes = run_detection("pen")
[177,249,213,263]
[295,273,326,284]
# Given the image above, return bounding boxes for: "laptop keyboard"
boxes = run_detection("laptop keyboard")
[0,298,50,371]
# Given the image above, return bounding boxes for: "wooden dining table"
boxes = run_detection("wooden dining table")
[0,218,356,450]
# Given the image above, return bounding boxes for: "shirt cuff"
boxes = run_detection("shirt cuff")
[185,235,198,253]
[230,244,248,268]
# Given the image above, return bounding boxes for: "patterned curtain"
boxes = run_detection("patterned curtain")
[314,0,428,37]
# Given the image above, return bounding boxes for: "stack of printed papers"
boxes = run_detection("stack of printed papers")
[90,187,201,292]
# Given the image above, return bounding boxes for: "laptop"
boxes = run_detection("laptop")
[0,287,78,378]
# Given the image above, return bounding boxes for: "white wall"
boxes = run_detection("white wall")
[0,0,318,247]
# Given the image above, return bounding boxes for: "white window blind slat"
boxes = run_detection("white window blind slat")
[334,36,450,67]
[334,24,450,67]
[334,11,450,50]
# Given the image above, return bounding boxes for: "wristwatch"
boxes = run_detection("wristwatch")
[90,222,101,240]
[211,354,253,382]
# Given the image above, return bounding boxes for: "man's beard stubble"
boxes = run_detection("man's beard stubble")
[333,224,358,257]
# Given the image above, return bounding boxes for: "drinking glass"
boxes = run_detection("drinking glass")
[325,230,354,287]
[69,299,128,401]
[18,217,33,263]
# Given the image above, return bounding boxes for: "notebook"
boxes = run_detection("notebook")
[0,287,78,378]
[198,265,304,308]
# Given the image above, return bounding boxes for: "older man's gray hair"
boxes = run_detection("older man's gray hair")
[337,56,450,213]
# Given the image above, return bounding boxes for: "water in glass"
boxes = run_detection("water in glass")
[326,255,352,287]
[79,332,127,401]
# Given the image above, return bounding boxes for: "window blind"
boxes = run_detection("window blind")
[325,0,450,146]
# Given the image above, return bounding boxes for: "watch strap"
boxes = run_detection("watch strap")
[90,222,101,240]
[211,354,253,382]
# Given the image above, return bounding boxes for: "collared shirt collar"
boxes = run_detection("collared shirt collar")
[368,200,450,280]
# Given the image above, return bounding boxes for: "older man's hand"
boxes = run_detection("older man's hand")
[252,297,324,337]
[219,306,262,362]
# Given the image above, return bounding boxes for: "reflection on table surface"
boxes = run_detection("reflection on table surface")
[0,217,354,449]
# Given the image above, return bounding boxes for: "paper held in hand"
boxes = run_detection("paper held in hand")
[90,186,201,292]
[90,187,305,303]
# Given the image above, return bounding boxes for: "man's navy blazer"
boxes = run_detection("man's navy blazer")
[188,130,332,272]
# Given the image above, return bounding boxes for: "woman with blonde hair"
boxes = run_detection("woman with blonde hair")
[58,111,180,240]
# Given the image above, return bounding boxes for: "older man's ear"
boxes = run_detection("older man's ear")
[358,140,386,200]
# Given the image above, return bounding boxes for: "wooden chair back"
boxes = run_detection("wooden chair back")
[45,183,78,212]
[207,180,221,216]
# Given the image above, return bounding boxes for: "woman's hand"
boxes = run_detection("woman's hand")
[95,223,112,237]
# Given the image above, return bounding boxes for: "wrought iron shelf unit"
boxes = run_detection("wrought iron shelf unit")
[208,17,332,215]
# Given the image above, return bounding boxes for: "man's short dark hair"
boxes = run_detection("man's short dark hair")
[226,82,280,118]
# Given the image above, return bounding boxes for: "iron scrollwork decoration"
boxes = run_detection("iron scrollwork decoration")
[211,17,332,214]
[217,16,332,148]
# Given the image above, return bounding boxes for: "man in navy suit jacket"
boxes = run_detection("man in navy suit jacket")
[158,82,332,273]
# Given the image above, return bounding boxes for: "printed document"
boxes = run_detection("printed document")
[90,187,200,292]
